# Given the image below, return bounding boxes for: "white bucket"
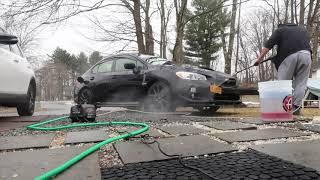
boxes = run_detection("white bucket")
[258,80,293,122]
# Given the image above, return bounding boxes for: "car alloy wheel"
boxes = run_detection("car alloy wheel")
[145,81,173,112]
[17,84,35,116]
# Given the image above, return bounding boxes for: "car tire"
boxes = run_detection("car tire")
[198,106,220,114]
[17,83,35,116]
[78,88,94,104]
[144,81,175,112]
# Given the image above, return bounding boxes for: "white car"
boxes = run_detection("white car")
[0,31,36,116]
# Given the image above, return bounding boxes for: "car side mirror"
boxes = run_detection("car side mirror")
[0,34,18,45]
[124,63,136,70]
[133,66,142,74]
[77,77,89,84]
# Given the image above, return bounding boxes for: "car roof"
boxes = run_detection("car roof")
[0,32,16,37]
[103,53,138,60]
[103,53,160,61]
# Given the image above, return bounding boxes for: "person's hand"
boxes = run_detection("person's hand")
[254,57,263,66]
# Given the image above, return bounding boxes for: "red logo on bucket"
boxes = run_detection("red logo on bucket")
[282,95,292,112]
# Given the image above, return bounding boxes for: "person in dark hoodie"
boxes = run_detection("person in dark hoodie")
[254,23,312,115]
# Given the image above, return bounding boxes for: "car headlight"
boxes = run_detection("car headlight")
[176,71,207,80]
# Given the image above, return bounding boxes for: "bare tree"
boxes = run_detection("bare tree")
[172,0,188,63]
[157,0,173,58]
[299,0,305,25]
[306,0,320,76]
[223,0,237,74]
[235,0,242,73]
[283,0,289,23]
[121,0,146,54]
[290,0,294,23]
[142,0,154,55]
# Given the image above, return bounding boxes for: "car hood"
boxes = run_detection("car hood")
[153,64,234,85]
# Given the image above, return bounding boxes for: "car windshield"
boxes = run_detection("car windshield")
[146,57,170,65]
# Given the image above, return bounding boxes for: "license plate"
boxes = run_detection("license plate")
[210,85,222,94]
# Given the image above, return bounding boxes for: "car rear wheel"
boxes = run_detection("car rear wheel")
[17,84,35,116]
[78,88,94,104]
[144,81,175,112]
[197,106,220,114]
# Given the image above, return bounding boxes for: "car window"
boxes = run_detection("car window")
[115,58,137,72]
[10,44,23,57]
[137,60,144,69]
[97,60,113,73]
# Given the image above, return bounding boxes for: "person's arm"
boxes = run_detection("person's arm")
[254,48,270,66]
[254,28,280,66]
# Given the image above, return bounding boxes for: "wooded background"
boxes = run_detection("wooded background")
[1,0,319,100]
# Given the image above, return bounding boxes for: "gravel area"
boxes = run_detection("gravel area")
[99,144,123,169]
[1,111,318,137]
[50,131,66,148]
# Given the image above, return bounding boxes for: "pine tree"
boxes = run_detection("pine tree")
[77,52,89,74]
[184,0,229,68]
[89,51,103,66]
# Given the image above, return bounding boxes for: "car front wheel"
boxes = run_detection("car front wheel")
[17,83,35,116]
[144,81,175,112]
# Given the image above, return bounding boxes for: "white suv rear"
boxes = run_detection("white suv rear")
[0,31,36,116]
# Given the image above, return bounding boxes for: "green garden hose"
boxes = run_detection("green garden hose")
[27,115,149,180]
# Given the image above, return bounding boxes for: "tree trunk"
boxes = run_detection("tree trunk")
[173,26,184,63]
[290,0,294,23]
[225,0,237,74]
[221,31,228,63]
[284,0,289,23]
[294,0,298,23]
[307,0,315,32]
[159,0,165,58]
[235,0,241,73]
[299,0,305,25]
[132,0,146,54]
[172,0,188,63]
[144,0,154,55]
[311,22,319,77]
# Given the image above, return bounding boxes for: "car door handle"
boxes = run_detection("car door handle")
[90,77,95,80]
[13,59,19,63]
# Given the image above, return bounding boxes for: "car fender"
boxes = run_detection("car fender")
[145,70,174,90]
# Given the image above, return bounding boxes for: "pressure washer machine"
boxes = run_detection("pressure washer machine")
[69,104,96,122]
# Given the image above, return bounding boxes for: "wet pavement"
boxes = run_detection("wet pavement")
[0,145,100,180]
[1,102,320,179]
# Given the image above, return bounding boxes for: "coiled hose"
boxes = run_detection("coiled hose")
[27,113,149,180]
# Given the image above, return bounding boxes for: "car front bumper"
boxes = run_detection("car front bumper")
[172,80,241,107]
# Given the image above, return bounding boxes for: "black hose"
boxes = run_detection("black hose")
[136,135,219,180]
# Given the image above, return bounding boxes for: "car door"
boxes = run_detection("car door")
[88,60,115,102]
[9,44,31,94]
[111,57,145,102]
[0,43,27,95]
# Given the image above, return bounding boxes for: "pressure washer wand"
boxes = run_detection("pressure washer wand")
[233,56,275,76]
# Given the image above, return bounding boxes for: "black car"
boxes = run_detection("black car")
[74,54,241,112]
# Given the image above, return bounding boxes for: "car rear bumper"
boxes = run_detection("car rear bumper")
[172,81,241,107]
